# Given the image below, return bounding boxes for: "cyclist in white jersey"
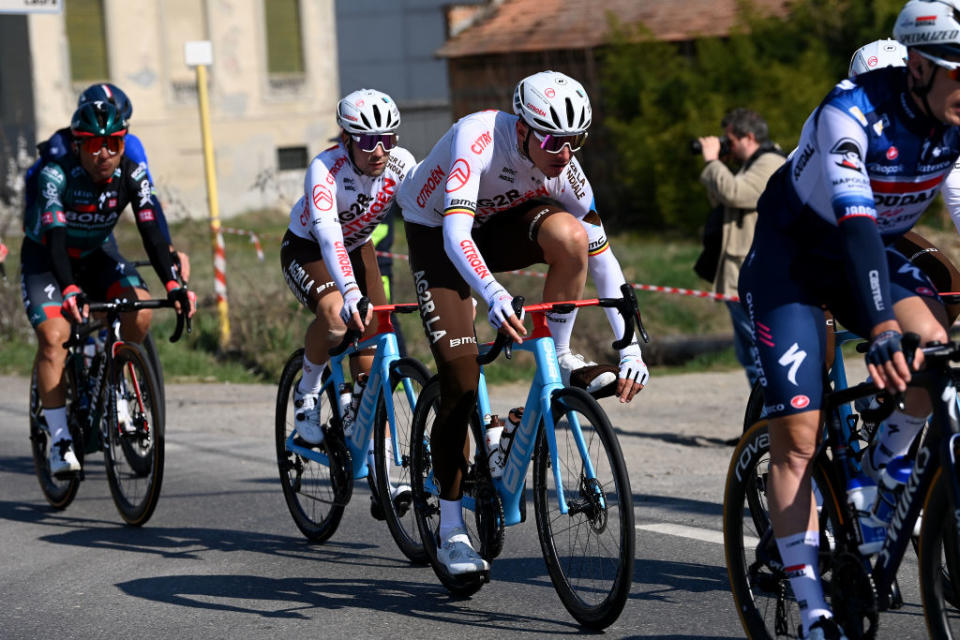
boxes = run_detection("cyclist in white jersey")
[280,89,415,515]
[398,70,648,576]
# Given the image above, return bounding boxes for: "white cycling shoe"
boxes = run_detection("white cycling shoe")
[49,439,80,477]
[293,385,324,444]
[804,616,848,640]
[437,527,490,575]
[558,352,616,393]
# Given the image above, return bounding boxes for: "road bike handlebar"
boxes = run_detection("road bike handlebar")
[477,284,649,366]
[328,297,420,357]
[62,294,191,349]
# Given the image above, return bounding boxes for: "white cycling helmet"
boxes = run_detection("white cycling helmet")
[848,39,907,77]
[894,0,960,68]
[336,88,400,135]
[512,70,592,135]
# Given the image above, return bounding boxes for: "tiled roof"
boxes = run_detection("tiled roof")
[437,0,791,58]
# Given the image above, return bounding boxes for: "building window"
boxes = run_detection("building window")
[265,0,304,75]
[277,146,308,171]
[66,0,109,82]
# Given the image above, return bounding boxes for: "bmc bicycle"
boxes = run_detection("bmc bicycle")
[275,301,429,548]
[29,294,190,526]
[408,284,644,629]
[725,332,960,638]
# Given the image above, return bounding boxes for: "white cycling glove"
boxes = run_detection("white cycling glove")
[619,343,649,386]
[339,286,364,326]
[486,286,522,329]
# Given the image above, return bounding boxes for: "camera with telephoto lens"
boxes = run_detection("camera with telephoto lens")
[690,135,730,156]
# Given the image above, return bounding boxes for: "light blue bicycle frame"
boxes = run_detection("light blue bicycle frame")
[285,324,419,480]
[431,327,598,527]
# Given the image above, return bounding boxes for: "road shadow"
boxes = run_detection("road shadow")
[634,493,723,518]
[0,454,39,476]
[612,427,732,448]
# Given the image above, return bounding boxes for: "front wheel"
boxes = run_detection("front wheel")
[29,358,81,509]
[103,342,165,526]
[920,468,960,639]
[724,420,842,639]
[275,350,352,542]
[374,358,429,563]
[534,387,634,630]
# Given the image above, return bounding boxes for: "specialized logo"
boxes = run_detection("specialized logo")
[790,395,811,410]
[445,159,470,192]
[831,138,863,172]
[313,184,333,211]
[778,342,807,386]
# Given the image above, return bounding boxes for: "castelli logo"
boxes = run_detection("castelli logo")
[545,88,556,98]
[887,146,899,160]
[790,395,810,410]
[868,55,879,68]
[917,286,935,297]
[356,99,365,108]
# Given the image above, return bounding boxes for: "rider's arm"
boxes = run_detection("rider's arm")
[817,103,895,328]
[128,165,177,290]
[303,156,360,299]
[124,134,172,244]
[943,164,960,236]
[35,162,77,289]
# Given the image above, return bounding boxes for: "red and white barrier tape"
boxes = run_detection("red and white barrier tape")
[221,227,264,262]
[372,249,740,303]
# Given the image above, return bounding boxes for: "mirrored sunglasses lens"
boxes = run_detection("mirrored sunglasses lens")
[356,134,396,152]
[542,132,587,153]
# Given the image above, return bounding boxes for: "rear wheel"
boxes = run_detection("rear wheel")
[103,342,165,526]
[142,331,165,416]
[534,387,634,629]
[410,378,487,596]
[724,420,842,639]
[275,350,352,542]
[29,358,81,509]
[374,358,429,563]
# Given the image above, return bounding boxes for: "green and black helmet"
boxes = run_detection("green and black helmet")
[70,100,127,138]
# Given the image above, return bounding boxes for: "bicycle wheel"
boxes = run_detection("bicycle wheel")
[29,358,82,509]
[533,386,634,629]
[744,380,764,434]
[724,420,842,639]
[410,378,487,596]
[920,468,960,638]
[374,357,429,563]
[103,342,165,526]
[275,349,352,542]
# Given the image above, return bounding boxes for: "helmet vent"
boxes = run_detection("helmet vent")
[565,98,575,128]
[360,112,372,129]
[548,105,562,130]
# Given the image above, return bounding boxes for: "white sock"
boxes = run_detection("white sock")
[872,410,927,468]
[298,356,326,394]
[438,498,465,541]
[546,309,578,356]
[45,406,70,443]
[776,531,831,635]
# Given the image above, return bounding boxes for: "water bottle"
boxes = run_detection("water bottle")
[846,472,886,555]
[338,383,353,433]
[342,373,368,436]
[83,335,97,369]
[498,407,524,458]
[484,415,505,477]
[870,456,913,531]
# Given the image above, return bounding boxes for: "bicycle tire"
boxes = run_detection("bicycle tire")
[29,358,82,509]
[103,341,165,526]
[409,378,487,596]
[374,357,430,564]
[275,349,352,542]
[533,386,634,629]
[744,380,764,435]
[724,420,842,639]
[920,468,960,638]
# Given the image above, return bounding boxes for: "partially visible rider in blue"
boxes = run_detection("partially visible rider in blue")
[23,83,190,282]
[738,2,960,638]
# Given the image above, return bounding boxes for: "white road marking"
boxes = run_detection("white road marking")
[637,522,759,548]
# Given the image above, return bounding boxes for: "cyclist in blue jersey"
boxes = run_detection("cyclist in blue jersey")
[738,2,960,637]
[21,101,195,477]
[23,83,190,281]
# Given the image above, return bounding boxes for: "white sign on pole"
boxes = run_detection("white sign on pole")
[184,41,213,67]
[0,0,62,14]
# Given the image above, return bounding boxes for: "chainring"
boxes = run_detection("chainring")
[829,551,878,639]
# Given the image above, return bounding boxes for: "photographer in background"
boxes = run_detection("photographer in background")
[696,108,785,387]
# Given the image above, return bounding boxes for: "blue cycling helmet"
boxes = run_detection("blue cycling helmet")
[78,83,133,120]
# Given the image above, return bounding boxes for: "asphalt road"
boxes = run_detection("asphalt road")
[0,370,930,639]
